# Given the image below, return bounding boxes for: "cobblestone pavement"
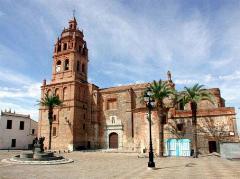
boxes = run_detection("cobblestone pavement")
[0,150,240,179]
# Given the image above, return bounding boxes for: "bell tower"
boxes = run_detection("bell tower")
[52,17,88,83]
[39,17,99,152]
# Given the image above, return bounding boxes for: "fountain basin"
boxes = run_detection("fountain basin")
[14,152,64,161]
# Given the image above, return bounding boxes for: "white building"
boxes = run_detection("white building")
[0,110,38,149]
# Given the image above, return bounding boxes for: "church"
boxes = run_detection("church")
[38,17,238,156]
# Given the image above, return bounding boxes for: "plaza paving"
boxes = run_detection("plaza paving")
[0,150,240,179]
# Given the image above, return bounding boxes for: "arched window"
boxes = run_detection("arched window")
[82,63,85,73]
[57,45,61,52]
[63,43,67,50]
[53,115,57,121]
[63,87,68,100]
[55,88,60,98]
[56,60,61,73]
[64,59,69,70]
[47,89,52,96]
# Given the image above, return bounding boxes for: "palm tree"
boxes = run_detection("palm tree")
[38,93,62,150]
[179,84,214,158]
[148,80,176,157]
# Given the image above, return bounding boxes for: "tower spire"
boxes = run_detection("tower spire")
[73,9,76,18]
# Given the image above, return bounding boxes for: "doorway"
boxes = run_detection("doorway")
[208,141,217,153]
[109,132,118,149]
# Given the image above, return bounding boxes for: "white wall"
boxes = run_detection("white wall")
[0,112,38,149]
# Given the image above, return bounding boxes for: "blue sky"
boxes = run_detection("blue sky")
[0,0,239,130]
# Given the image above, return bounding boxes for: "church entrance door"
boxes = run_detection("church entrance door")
[109,132,118,148]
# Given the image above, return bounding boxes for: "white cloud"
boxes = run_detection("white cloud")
[0,68,32,86]
[175,79,197,85]
[219,71,240,81]
[209,58,232,69]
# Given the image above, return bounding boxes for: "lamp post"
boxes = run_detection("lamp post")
[144,89,155,168]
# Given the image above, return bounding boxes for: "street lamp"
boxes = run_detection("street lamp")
[144,88,155,168]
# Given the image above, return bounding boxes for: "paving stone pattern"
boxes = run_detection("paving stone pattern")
[0,150,240,179]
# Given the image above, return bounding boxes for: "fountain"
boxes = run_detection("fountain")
[1,137,73,165]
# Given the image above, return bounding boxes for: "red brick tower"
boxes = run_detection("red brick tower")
[38,17,96,151]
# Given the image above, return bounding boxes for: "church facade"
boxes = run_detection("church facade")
[38,18,238,155]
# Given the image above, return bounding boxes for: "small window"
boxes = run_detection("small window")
[32,129,35,135]
[11,139,16,147]
[64,59,69,70]
[177,124,184,131]
[56,60,61,73]
[47,89,52,96]
[83,124,85,130]
[63,87,68,100]
[55,88,60,98]
[53,115,57,121]
[111,116,116,124]
[63,43,67,50]
[19,121,24,130]
[82,63,85,73]
[7,120,12,129]
[53,127,57,136]
[83,113,86,120]
[77,61,80,72]
[57,45,61,52]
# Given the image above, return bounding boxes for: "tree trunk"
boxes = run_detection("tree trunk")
[48,107,53,150]
[158,103,164,157]
[49,122,52,150]
[191,102,198,158]
[159,114,164,157]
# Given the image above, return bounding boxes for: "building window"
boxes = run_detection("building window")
[111,116,116,124]
[53,115,57,121]
[82,63,85,73]
[11,139,16,147]
[63,43,67,50]
[53,127,57,136]
[63,87,68,100]
[6,120,12,129]
[56,60,61,73]
[64,59,69,70]
[19,121,24,130]
[83,113,86,120]
[77,61,80,72]
[55,88,60,98]
[107,99,117,110]
[47,89,52,96]
[177,124,184,131]
[32,129,35,135]
[57,45,61,52]
[83,124,85,130]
